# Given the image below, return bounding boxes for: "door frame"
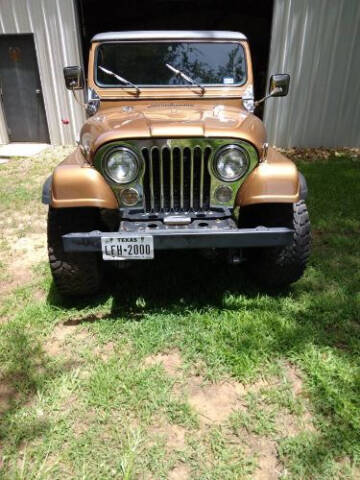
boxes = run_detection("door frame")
[0,99,8,144]
[0,33,50,144]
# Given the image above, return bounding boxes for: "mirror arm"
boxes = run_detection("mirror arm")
[71,86,87,109]
[254,87,282,107]
[71,86,101,116]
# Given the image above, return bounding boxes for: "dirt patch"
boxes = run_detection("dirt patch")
[0,383,20,415]
[0,233,47,297]
[186,377,245,424]
[149,419,187,451]
[246,376,279,394]
[173,374,280,426]
[168,463,190,480]
[72,407,98,437]
[94,342,115,361]
[283,363,315,433]
[44,323,92,357]
[275,410,315,438]
[12,234,47,263]
[275,411,301,438]
[144,350,183,376]
[276,146,360,162]
[285,363,303,396]
[245,435,281,480]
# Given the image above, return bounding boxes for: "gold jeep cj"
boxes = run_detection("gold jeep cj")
[42,31,310,296]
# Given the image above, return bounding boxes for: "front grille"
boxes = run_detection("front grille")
[142,145,212,213]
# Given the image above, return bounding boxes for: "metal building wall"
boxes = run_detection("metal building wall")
[0,0,85,144]
[264,0,360,147]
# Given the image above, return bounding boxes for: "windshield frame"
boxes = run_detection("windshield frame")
[93,40,248,89]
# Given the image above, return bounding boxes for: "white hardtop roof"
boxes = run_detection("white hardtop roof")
[91,30,247,43]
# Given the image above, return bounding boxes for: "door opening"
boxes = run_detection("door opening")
[0,34,50,143]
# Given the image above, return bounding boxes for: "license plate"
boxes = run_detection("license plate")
[101,235,154,260]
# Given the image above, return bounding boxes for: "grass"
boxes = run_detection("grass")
[0,147,359,479]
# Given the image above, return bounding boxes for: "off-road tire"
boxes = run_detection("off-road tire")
[240,201,311,288]
[48,207,102,296]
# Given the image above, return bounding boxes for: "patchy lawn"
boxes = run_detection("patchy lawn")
[0,146,359,479]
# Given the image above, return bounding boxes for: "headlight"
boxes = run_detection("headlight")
[214,145,249,182]
[104,147,139,184]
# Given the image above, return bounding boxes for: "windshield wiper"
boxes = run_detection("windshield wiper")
[165,63,205,95]
[98,66,141,95]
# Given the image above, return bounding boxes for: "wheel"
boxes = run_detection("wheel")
[239,201,311,288]
[47,207,102,296]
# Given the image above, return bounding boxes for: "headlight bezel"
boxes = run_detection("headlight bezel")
[213,144,250,182]
[103,146,141,185]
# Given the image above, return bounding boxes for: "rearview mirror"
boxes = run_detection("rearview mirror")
[64,66,84,90]
[269,74,290,97]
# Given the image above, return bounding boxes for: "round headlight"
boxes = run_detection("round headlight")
[104,147,139,184]
[214,145,249,182]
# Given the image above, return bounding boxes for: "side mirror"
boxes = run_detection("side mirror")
[269,74,290,97]
[63,66,84,90]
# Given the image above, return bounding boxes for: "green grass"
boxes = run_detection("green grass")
[0,150,360,479]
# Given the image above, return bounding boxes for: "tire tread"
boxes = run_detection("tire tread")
[47,208,102,296]
[243,201,311,288]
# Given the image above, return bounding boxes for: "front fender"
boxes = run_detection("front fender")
[46,148,118,209]
[236,147,301,206]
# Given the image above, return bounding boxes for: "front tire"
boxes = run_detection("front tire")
[240,201,311,288]
[47,207,102,296]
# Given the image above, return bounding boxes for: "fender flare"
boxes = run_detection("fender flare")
[42,175,52,205]
[299,172,308,200]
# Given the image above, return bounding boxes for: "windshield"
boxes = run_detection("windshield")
[95,42,247,87]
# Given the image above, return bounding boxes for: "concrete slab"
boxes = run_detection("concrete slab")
[0,143,49,157]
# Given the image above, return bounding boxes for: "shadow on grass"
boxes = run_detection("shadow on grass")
[0,320,81,454]
[47,249,289,319]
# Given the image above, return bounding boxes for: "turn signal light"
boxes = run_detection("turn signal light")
[120,188,140,206]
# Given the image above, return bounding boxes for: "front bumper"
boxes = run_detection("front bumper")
[62,218,294,252]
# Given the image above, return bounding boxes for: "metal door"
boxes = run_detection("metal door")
[0,34,50,143]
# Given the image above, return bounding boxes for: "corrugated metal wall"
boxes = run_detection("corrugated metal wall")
[1,0,359,147]
[0,0,85,144]
[264,0,360,147]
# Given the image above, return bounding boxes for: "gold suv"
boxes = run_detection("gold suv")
[42,31,310,296]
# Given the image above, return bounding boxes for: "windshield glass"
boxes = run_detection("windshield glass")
[95,42,247,87]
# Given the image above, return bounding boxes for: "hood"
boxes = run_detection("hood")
[81,102,266,159]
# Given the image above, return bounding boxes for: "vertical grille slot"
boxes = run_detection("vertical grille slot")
[151,147,161,211]
[173,147,181,211]
[203,147,212,208]
[193,146,202,211]
[142,148,151,212]
[142,143,212,213]
[162,147,171,211]
[183,147,191,211]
